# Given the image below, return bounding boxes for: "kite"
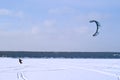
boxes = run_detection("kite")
[89,20,101,36]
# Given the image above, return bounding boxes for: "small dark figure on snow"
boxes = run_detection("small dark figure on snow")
[19,58,23,64]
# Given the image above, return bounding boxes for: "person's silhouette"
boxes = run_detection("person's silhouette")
[19,58,23,64]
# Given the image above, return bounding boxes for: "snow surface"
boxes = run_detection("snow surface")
[0,58,120,80]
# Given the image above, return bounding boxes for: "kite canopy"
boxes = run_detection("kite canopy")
[89,20,101,36]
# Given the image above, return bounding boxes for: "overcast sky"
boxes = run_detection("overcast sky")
[0,0,120,52]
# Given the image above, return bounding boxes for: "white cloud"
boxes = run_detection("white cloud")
[15,11,24,18]
[74,26,89,34]
[0,9,12,15]
[48,7,75,15]
[43,20,56,27]
[31,26,40,34]
[0,8,24,18]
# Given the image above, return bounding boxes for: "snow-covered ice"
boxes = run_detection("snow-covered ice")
[0,58,120,80]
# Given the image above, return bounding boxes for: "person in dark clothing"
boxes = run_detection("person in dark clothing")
[19,58,23,64]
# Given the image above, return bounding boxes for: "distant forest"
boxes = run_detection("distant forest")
[0,51,120,58]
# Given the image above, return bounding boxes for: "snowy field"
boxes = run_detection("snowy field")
[0,58,120,80]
